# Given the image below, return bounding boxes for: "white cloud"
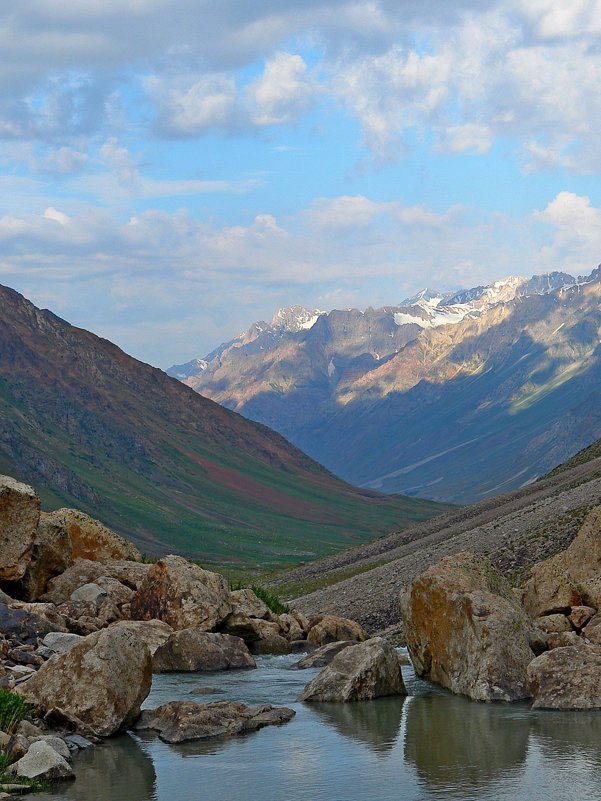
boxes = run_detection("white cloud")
[248,52,318,125]
[533,191,601,273]
[149,73,240,137]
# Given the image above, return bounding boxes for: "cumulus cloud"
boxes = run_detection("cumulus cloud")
[248,52,319,125]
[533,192,601,272]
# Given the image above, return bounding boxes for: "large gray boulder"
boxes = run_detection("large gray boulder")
[299,638,406,702]
[528,644,601,708]
[10,740,74,781]
[522,506,601,617]
[401,552,533,702]
[130,556,232,631]
[135,700,295,743]
[152,629,255,672]
[17,623,152,736]
[0,476,40,582]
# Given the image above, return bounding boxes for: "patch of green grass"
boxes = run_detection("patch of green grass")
[229,581,290,615]
[0,690,29,734]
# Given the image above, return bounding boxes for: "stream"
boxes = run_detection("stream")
[36,652,601,801]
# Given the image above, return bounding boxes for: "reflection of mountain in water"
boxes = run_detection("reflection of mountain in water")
[35,734,157,801]
[404,695,530,795]
[308,697,406,754]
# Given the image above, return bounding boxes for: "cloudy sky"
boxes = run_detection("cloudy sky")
[2,1,601,367]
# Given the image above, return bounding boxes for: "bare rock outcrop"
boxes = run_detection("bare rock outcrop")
[528,644,601,708]
[135,700,295,743]
[522,506,601,617]
[152,629,255,672]
[17,623,152,736]
[130,556,232,631]
[0,476,40,582]
[402,552,533,702]
[299,637,406,702]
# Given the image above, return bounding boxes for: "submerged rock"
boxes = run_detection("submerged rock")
[130,555,232,631]
[402,552,533,702]
[135,700,295,743]
[528,643,601,708]
[152,629,255,672]
[0,475,40,583]
[17,623,152,736]
[299,637,406,702]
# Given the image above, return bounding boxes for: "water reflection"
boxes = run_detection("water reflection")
[35,734,157,801]
[307,697,406,754]
[404,694,530,796]
[531,709,601,767]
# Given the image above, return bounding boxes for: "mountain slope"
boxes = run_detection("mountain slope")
[172,268,601,503]
[272,434,601,631]
[0,285,445,570]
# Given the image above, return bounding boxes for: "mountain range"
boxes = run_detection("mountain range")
[170,266,601,504]
[0,284,444,571]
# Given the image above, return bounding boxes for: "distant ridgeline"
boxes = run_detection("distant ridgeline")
[170,267,601,504]
[0,284,446,571]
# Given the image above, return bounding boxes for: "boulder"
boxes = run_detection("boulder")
[107,620,173,656]
[219,612,262,642]
[306,615,368,646]
[247,620,289,654]
[10,740,74,781]
[42,559,150,605]
[70,583,107,606]
[528,644,601,708]
[569,605,596,630]
[535,614,572,633]
[401,552,533,702]
[230,589,271,619]
[17,623,152,737]
[40,632,83,656]
[522,506,601,617]
[42,508,141,563]
[292,641,355,669]
[0,603,66,643]
[278,613,304,642]
[547,631,581,649]
[135,700,295,743]
[0,476,40,582]
[152,630,255,672]
[299,637,406,702]
[17,512,72,600]
[527,628,549,656]
[30,735,71,761]
[94,576,134,608]
[130,555,232,631]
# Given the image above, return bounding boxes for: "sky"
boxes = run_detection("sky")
[2,1,601,367]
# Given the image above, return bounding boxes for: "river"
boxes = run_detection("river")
[36,652,601,801]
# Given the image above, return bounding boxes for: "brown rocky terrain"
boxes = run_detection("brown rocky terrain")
[275,438,601,631]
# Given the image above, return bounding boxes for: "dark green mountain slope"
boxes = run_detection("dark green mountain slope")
[0,285,445,570]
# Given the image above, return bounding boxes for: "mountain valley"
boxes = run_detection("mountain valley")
[171,267,601,503]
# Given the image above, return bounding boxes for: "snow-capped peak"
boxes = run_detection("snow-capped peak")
[270,305,324,333]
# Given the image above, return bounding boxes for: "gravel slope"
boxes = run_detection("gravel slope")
[273,453,601,632]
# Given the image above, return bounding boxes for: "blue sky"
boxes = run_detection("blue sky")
[2,1,601,367]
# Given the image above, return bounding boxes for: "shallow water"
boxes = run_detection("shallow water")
[37,653,601,801]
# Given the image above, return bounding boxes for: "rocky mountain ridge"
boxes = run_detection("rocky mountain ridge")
[170,266,601,503]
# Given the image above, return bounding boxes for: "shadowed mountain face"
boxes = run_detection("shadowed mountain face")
[172,268,601,503]
[0,285,445,569]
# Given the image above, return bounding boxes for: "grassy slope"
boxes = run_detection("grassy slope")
[0,286,446,571]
